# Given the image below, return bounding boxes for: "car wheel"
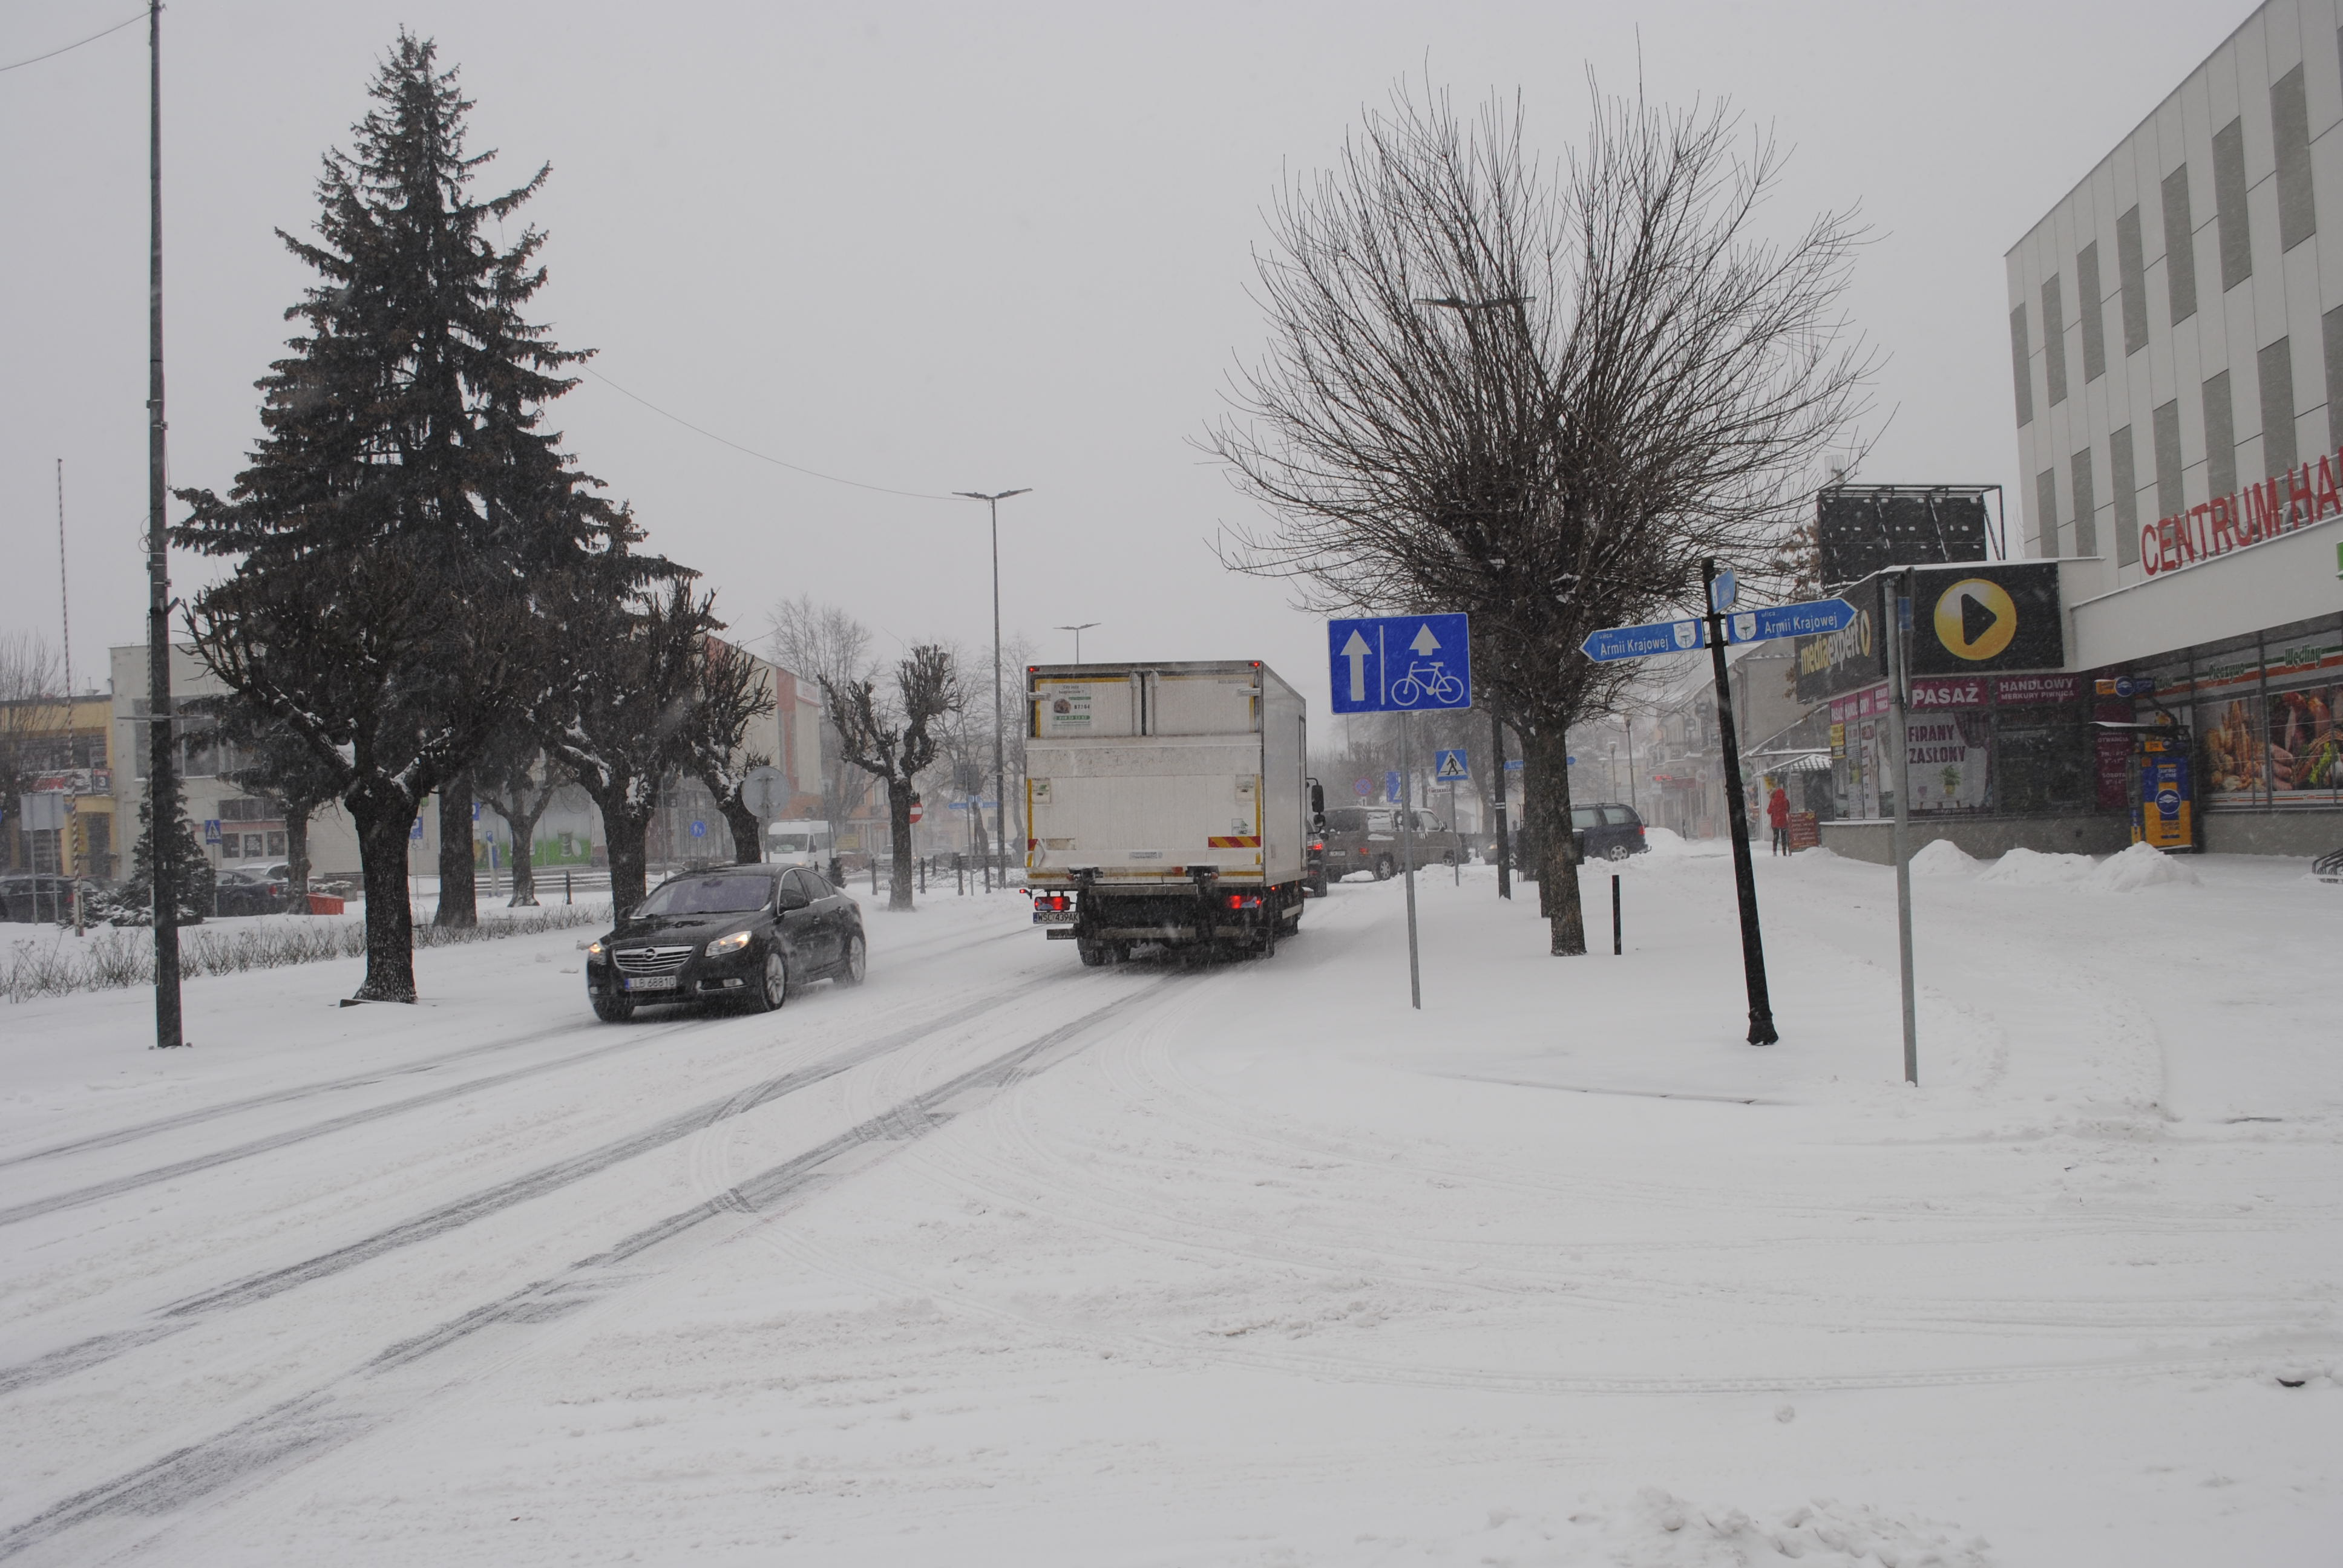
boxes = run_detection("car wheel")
[755,948,790,1011]
[1374,854,1395,881]
[834,932,867,987]
[1607,843,1633,861]
[592,992,635,1023]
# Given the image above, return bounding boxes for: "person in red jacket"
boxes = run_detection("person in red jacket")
[1766,782,1792,855]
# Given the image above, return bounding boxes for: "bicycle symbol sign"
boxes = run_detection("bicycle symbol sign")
[1327,613,1472,714]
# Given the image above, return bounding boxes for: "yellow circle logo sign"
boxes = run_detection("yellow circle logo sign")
[1933,577,2017,661]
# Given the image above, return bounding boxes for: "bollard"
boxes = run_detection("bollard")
[919,855,926,893]
[871,858,880,894]
[565,871,572,905]
[1611,873,1622,955]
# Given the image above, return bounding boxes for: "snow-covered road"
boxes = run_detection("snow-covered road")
[1,844,2336,1564]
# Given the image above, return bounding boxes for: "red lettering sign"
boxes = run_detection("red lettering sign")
[2144,443,2343,579]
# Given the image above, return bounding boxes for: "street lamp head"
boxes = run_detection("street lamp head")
[955,488,1031,502]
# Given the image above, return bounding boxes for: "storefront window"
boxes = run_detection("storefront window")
[1994,707,2089,812]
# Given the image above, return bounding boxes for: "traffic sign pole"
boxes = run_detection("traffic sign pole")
[1400,710,1421,1010]
[1703,558,1778,1046]
[1492,713,1511,900]
[1887,567,1919,1085]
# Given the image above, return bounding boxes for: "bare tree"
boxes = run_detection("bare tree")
[765,595,874,844]
[821,646,962,912]
[686,633,779,866]
[472,731,568,907]
[1211,85,1870,953]
[0,634,67,860]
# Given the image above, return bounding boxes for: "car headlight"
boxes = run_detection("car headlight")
[705,930,753,957]
[585,939,605,959]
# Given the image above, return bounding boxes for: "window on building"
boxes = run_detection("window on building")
[2152,398,2185,520]
[2324,304,2343,453]
[2035,468,2060,558]
[2259,336,2297,479]
[2116,205,2150,356]
[2010,303,2033,426]
[2212,117,2251,290]
[2070,447,2097,557]
[2111,423,2141,566]
[2077,241,2106,382]
[2162,165,2198,324]
[2041,273,2068,405]
[2273,64,2315,251]
[2204,371,2236,499]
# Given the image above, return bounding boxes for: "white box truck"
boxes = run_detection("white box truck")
[1025,660,1320,964]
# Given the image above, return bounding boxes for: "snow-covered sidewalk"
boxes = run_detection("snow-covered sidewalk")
[0,853,2336,1564]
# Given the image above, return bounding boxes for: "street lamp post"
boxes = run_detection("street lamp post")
[955,488,1030,892]
[1054,622,1098,662]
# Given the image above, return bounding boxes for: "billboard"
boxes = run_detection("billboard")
[1816,486,1992,587]
[1907,563,2063,676]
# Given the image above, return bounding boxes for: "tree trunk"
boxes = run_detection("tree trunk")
[885,777,915,911]
[1519,724,1585,955]
[503,797,545,907]
[284,804,313,911]
[601,799,654,915]
[349,795,419,1002]
[717,792,762,866]
[434,771,477,927]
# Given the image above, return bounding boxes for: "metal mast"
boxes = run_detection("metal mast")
[146,0,183,1048]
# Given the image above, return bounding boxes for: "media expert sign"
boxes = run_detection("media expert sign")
[2138,440,2343,578]
[1794,563,2064,701]
[1328,615,1473,713]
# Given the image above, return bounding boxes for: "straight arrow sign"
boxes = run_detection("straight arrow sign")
[1340,630,1371,702]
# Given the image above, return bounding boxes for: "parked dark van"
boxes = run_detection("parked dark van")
[1573,802,1648,861]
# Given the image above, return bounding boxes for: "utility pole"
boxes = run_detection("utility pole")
[1490,711,1510,899]
[1702,558,1776,1046]
[146,0,183,1049]
[1886,568,1918,1084]
[955,488,1029,892]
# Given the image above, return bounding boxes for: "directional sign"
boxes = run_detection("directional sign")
[1328,613,1472,713]
[1433,748,1468,782]
[1710,569,1738,612]
[1384,771,1402,803]
[1729,596,1857,645]
[1581,617,1706,663]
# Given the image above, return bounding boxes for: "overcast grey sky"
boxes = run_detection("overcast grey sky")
[1,0,2236,719]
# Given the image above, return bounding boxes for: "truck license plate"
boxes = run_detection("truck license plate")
[1033,908,1076,924]
[623,975,679,991]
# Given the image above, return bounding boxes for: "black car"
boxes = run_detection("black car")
[1573,802,1648,861]
[585,864,864,1021]
[212,866,291,916]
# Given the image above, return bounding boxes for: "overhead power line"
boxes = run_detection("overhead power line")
[0,8,146,75]
[583,367,958,503]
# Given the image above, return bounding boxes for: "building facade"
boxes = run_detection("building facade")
[2005,0,2343,854]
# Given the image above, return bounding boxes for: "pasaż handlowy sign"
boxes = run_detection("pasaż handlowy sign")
[1328,614,1473,713]
[1581,618,1706,662]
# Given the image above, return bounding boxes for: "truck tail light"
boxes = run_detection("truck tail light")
[1224,893,1260,910]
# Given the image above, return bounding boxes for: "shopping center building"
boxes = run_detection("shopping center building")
[1988,0,2342,855]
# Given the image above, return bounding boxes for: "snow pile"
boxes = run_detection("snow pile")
[2089,840,2200,893]
[1642,826,1727,857]
[1977,847,2098,887]
[1607,1488,1993,1566]
[1908,838,1978,877]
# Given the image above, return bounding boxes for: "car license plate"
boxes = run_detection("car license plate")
[623,975,679,991]
[1033,908,1075,924]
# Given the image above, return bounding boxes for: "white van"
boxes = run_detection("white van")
[765,820,834,871]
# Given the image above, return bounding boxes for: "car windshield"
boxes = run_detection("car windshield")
[638,875,775,916]
[770,835,814,852]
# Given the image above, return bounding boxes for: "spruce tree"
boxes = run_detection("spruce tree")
[176,33,673,1001]
[114,786,215,927]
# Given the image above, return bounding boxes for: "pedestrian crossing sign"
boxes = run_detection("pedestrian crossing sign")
[1433,748,1468,782]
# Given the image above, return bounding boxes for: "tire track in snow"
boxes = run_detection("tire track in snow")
[0,962,1042,1401]
[0,918,1022,1175]
[0,925,1031,1229]
[0,976,1181,1564]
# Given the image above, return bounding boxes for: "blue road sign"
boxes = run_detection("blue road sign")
[1433,748,1468,781]
[1581,617,1706,662]
[1728,596,1858,645]
[688,820,706,838]
[1329,613,1472,713]
[203,819,221,845]
[1710,570,1738,612]
[1504,758,1524,771]
[1384,771,1402,803]
[410,820,424,841]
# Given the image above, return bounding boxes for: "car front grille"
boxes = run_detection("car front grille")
[614,945,694,976]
